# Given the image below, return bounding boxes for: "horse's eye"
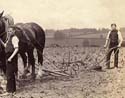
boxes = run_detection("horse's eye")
[4,18,7,21]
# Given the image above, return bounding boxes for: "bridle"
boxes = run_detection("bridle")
[0,17,8,42]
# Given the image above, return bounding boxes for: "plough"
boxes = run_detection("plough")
[40,46,119,77]
[42,54,86,77]
[91,46,120,71]
[19,46,121,79]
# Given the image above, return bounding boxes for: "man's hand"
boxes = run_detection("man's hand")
[8,57,12,62]
[7,48,19,63]
[117,44,121,48]
[4,43,7,47]
[104,44,107,48]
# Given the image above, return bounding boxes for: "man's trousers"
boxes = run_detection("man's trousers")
[106,47,119,68]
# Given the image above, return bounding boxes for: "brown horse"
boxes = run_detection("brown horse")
[0,11,46,79]
[14,23,46,79]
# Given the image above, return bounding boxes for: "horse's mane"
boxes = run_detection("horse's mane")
[9,26,22,31]
[3,14,14,26]
[0,18,6,41]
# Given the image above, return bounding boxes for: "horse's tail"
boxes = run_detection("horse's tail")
[25,23,45,64]
[34,25,45,65]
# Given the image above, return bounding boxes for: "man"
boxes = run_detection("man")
[104,23,123,69]
[2,27,19,96]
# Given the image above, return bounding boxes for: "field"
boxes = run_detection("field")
[2,46,125,98]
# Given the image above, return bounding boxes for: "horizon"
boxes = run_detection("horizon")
[45,27,125,31]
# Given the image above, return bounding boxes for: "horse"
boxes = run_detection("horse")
[0,11,46,79]
[14,23,46,79]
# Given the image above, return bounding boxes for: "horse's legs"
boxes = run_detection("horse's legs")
[20,52,27,69]
[27,48,35,79]
[37,49,44,77]
[37,49,43,65]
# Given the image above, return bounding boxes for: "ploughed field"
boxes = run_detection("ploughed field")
[3,47,125,98]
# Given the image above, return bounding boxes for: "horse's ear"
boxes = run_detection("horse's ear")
[0,11,4,18]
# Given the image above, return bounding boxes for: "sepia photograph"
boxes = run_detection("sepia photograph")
[0,0,125,98]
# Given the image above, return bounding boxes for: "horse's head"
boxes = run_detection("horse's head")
[0,11,14,42]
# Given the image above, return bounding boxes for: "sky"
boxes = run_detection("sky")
[0,0,125,29]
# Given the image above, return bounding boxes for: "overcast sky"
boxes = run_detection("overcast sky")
[0,0,125,29]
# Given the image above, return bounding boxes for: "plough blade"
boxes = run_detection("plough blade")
[42,69,70,77]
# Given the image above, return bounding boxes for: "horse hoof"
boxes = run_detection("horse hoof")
[93,66,102,71]
[20,75,27,79]
[36,74,43,80]
[24,70,30,75]
[37,70,43,77]
[30,74,36,80]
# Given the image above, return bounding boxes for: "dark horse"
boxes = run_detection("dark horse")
[0,11,45,79]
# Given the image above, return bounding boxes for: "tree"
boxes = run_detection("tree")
[54,31,66,40]
[83,39,90,47]
[100,34,104,39]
